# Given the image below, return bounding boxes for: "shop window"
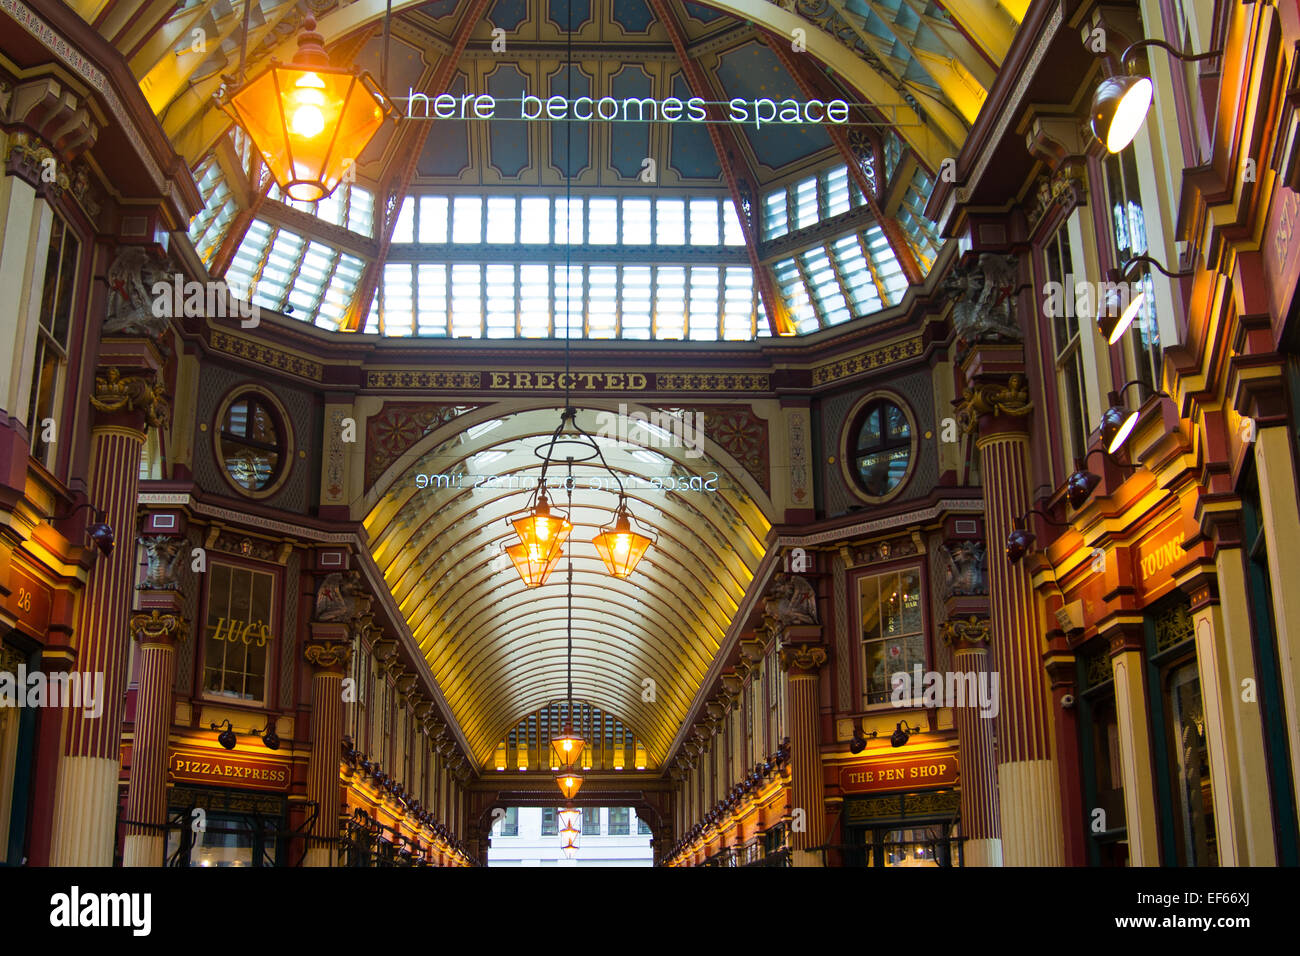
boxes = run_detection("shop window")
[609,807,630,835]
[165,790,285,866]
[1104,150,1160,391]
[1044,224,1089,465]
[201,562,275,704]
[845,395,915,500]
[27,214,79,469]
[217,391,289,495]
[858,565,925,706]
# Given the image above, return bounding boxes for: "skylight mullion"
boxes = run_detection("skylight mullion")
[855,231,891,304]
[791,255,823,329]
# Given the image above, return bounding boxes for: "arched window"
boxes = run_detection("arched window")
[848,397,913,498]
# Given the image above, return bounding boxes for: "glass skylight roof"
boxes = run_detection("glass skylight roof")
[227,220,365,330]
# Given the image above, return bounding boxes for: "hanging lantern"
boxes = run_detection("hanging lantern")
[558,807,581,832]
[592,502,652,578]
[555,771,584,801]
[511,489,571,561]
[504,540,562,588]
[550,727,585,772]
[561,833,579,859]
[219,16,399,202]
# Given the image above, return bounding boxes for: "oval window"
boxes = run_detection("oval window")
[220,395,283,492]
[849,397,912,498]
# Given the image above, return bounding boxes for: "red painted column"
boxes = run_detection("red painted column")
[958,353,1064,866]
[50,364,168,866]
[779,629,827,866]
[304,620,352,867]
[941,617,1002,865]
[121,590,186,866]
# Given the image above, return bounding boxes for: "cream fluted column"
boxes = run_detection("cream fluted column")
[50,365,169,866]
[121,590,186,867]
[779,635,826,867]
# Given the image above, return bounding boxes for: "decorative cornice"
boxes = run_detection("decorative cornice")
[811,335,925,386]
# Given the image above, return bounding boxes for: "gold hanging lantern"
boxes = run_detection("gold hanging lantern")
[550,727,585,772]
[555,771,584,801]
[505,540,562,588]
[505,488,570,587]
[220,16,399,202]
[592,502,652,578]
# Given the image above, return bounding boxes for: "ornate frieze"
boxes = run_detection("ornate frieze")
[938,615,992,648]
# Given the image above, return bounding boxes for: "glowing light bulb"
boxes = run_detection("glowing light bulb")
[290,73,327,139]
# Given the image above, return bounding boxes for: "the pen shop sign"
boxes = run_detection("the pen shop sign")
[168,749,291,793]
[839,753,960,795]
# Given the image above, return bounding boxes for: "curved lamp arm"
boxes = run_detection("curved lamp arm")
[1121,38,1223,70]
[1120,253,1195,281]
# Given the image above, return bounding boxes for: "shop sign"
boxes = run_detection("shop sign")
[3,565,52,639]
[839,752,959,795]
[168,748,290,792]
[1136,523,1187,595]
[1264,184,1300,324]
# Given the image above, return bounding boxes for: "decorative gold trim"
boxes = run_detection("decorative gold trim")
[210,330,324,381]
[812,336,924,386]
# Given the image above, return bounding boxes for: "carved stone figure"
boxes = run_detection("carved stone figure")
[939,540,987,600]
[762,573,819,631]
[138,535,186,591]
[315,570,372,623]
[943,253,1024,353]
[103,246,173,339]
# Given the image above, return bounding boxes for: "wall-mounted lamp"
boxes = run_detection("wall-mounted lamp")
[1099,380,1171,454]
[849,719,878,754]
[252,719,280,750]
[48,501,114,557]
[1091,39,1222,153]
[1099,255,1194,345]
[890,721,921,748]
[1006,508,1071,564]
[1066,449,1137,509]
[210,719,237,751]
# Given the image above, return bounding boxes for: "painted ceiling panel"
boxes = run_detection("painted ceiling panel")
[417,72,471,177]
[715,42,833,171]
[668,72,722,180]
[489,0,530,32]
[609,65,654,179]
[486,65,532,178]
[613,0,657,34]
[681,1,725,23]
[548,65,592,177]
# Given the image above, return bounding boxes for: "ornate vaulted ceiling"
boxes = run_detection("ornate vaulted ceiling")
[362,405,773,766]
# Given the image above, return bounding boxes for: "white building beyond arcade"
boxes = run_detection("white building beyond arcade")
[488,808,654,867]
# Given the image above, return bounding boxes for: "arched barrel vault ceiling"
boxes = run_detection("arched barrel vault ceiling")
[362,405,773,766]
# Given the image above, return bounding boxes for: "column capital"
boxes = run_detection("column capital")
[955,372,1033,438]
[90,367,169,432]
[939,614,992,650]
[304,621,353,674]
[128,608,187,647]
[1098,617,1146,657]
[778,642,827,675]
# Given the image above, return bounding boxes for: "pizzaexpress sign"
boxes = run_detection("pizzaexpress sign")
[168,749,290,792]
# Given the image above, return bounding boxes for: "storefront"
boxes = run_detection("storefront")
[157,742,295,867]
[833,749,962,867]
